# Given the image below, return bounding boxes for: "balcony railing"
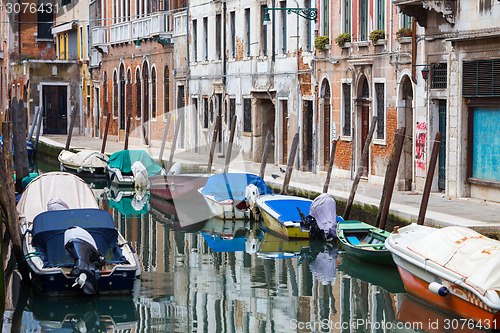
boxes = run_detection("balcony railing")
[90,49,102,67]
[109,11,173,44]
[110,21,131,44]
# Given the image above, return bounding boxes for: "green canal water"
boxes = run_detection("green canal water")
[2,164,490,333]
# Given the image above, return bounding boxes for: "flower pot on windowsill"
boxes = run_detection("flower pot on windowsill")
[341,42,352,49]
[373,39,387,46]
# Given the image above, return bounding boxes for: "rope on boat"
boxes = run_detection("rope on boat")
[16,251,40,266]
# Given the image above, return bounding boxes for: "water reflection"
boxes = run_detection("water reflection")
[12,173,469,333]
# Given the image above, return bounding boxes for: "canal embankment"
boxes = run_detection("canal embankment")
[38,134,500,238]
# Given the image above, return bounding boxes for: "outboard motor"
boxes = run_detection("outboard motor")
[298,193,338,241]
[131,161,150,189]
[64,226,105,295]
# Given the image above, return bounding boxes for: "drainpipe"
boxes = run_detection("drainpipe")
[293,0,300,171]
[347,67,355,180]
[222,0,226,87]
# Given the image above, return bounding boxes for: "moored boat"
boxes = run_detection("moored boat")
[149,172,210,201]
[256,193,343,239]
[58,149,109,178]
[17,172,141,296]
[107,150,162,187]
[198,173,273,219]
[386,223,500,329]
[336,220,393,265]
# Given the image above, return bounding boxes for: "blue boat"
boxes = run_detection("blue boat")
[0,135,34,158]
[17,172,140,295]
[198,173,273,219]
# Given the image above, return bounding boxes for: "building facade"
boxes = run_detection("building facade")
[394,0,500,201]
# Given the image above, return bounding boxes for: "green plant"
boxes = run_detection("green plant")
[315,36,330,51]
[370,30,385,44]
[334,33,351,47]
[396,27,412,39]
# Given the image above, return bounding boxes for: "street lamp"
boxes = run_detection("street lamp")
[413,64,433,81]
[262,6,318,25]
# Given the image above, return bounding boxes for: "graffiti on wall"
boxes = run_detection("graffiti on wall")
[415,122,426,171]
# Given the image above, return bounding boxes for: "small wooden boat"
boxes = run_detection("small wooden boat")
[107,150,162,187]
[58,149,109,178]
[198,173,273,219]
[386,223,500,329]
[149,172,210,201]
[17,172,141,296]
[256,193,342,239]
[336,220,393,265]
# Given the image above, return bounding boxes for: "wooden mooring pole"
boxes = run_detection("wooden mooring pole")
[0,122,30,281]
[33,107,43,154]
[417,131,442,225]
[158,112,172,166]
[259,131,272,179]
[377,127,406,231]
[281,132,299,195]
[124,112,131,150]
[167,115,182,173]
[207,115,221,174]
[100,113,111,154]
[65,103,79,150]
[27,106,40,142]
[223,115,237,173]
[343,116,378,220]
[323,139,338,193]
[12,99,29,193]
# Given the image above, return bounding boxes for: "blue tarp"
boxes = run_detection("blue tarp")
[108,150,162,176]
[265,199,313,223]
[200,173,273,202]
[31,208,126,267]
[202,233,246,252]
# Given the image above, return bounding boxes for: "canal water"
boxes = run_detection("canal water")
[3,165,491,332]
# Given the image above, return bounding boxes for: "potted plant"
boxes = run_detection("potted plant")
[315,36,330,51]
[370,30,385,44]
[396,27,412,39]
[335,33,351,48]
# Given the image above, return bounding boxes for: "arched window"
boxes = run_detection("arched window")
[164,65,170,116]
[142,64,149,122]
[119,64,125,129]
[135,69,141,118]
[151,67,157,119]
[103,72,108,114]
[113,71,118,117]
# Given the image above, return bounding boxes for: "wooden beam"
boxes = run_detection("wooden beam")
[12,99,29,193]
[323,139,338,193]
[65,103,79,150]
[343,116,378,220]
[207,115,221,174]
[166,114,182,173]
[377,127,406,231]
[158,112,172,166]
[223,115,237,173]
[418,131,442,225]
[100,113,111,154]
[259,131,272,179]
[281,132,299,195]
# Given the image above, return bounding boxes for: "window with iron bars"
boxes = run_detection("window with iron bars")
[432,63,447,89]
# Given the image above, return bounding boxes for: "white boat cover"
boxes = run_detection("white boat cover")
[59,150,109,168]
[408,226,500,295]
[17,172,98,223]
[309,193,337,236]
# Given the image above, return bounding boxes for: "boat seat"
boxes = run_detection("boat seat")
[347,236,360,245]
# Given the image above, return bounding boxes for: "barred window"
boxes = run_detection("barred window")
[243,98,252,132]
[375,83,385,140]
[342,83,351,136]
[431,63,447,89]
[203,97,208,128]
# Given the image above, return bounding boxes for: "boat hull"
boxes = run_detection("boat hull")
[60,163,108,178]
[260,209,309,238]
[397,265,500,329]
[150,174,209,200]
[200,191,250,219]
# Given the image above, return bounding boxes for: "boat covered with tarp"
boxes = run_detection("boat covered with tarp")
[58,149,109,177]
[107,150,162,187]
[17,172,140,296]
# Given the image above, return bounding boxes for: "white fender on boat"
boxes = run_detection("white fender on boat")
[429,282,449,296]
